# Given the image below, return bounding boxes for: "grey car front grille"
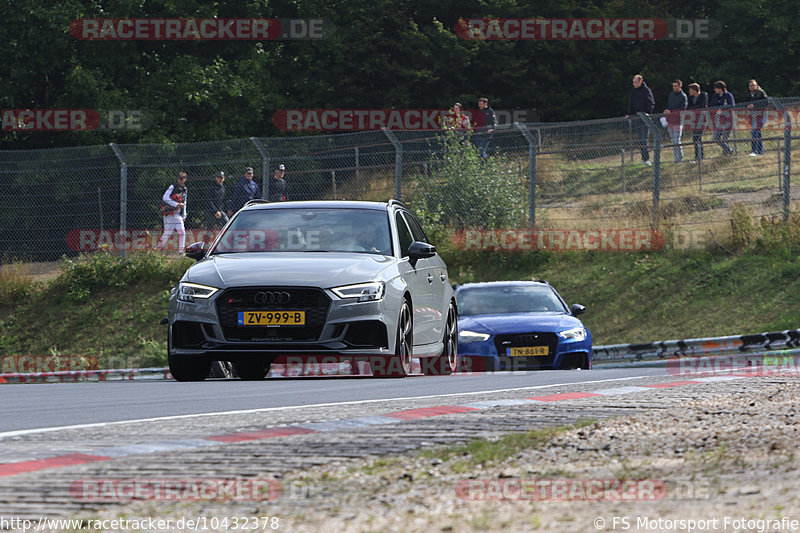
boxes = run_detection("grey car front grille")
[216,287,331,342]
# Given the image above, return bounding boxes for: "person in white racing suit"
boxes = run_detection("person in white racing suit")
[156,171,188,253]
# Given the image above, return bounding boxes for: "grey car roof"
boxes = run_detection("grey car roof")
[243,200,390,211]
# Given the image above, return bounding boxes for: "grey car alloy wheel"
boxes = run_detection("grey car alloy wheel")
[372,299,412,378]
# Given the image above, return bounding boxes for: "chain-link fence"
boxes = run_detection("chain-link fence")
[2,98,798,261]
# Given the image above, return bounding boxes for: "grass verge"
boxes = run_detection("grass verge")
[0,252,192,369]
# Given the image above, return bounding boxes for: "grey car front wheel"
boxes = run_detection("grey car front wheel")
[372,299,412,378]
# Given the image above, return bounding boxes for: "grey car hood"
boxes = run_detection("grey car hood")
[185,252,396,289]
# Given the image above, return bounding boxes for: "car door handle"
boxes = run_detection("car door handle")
[427,273,434,284]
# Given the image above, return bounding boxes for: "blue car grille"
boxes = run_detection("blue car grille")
[216,287,330,342]
[494,332,558,368]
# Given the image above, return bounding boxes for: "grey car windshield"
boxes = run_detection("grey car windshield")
[211,208,393,255]
[458,286,568,316]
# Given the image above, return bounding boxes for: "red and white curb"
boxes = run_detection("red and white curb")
[0,371,788,478]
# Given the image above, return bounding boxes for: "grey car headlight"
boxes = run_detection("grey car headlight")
[459,330,491,343]
[558,327,587,341]
[177,282,219,303]
[331,282,385,302]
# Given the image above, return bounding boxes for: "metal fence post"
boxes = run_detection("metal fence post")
[109,143,127,242]
[698,154,703,192]
[638,113,662,230]
[782,109,791,221]
[514,123,537,226]
[621,148,626,193]
[769,97,791,220]
[250,137,270,196]
[381,128,402,200]
[777,137,783,193]
[354,147,360,182]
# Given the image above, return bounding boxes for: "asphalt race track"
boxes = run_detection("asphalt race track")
[0,366,666,433]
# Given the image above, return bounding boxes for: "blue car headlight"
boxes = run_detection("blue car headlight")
[459,330,491,343]
[558,327,587,342]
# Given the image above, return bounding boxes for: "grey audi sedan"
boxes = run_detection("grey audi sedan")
[167,200,457,381]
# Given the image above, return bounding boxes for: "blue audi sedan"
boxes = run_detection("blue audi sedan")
[455,281,591,371]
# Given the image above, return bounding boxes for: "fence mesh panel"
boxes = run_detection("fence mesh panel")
[1,98,798,261]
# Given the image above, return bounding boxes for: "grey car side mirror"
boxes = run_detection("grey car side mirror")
[408,241,436,267]
[185,241,207,261]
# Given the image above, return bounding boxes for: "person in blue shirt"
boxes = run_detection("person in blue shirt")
[709,81,735,156]
[228,166,261,215]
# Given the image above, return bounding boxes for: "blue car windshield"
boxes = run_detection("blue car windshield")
[211,208,392,255]
[457,285,568,316]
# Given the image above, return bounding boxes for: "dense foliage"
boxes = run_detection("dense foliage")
[2,0,798,149]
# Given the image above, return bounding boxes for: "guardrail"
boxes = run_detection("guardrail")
[3,330,799,382]
[0,367,167,384]
[0,361,375,383]
[592,329,800,363]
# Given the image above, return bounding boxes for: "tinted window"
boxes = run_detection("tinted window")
[211,208,391,255]
[395,212,414,258]
[457,285,568,316]
[402,212,428,243]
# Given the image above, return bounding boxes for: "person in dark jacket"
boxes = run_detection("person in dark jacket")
[474,97,497,160]
[204,171,229,229]
[228,166,261,215]
[664,79,688,162]
[686,83,709,161]
[743,79,768,155]
[625,75,655,164]
[709,81,735,156]
[268,164,288,202]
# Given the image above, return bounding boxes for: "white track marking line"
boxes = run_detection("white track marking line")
[0,374,682,439]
